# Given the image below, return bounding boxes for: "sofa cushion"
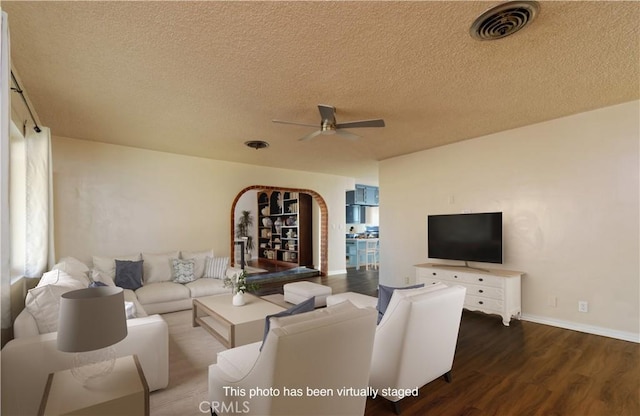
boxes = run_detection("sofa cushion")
[203,256,229,279]
[171,258,196,284]
[184,278,227,298]
[135,281,190,305]
[115,260,144,290]
[51,257,91,282]
[24,269,92,334]
[181,249,214,279]
[143,251,179,284]
[377,283,424,323]
[123,288,148,317]
[93,253,141,280]
[37,269,90,289]
[24,280,86,334]
[25,285,68,334]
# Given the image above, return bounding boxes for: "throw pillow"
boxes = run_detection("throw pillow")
[124,301,137,319]
[93,253,141,280]
[37,269,88,290]
[181,249,214,279]
[377,283,424,324]
[91,269,116,287]
[260,297,315,351]
[203,256,229,279]
[171,258,196,284]
[52,257,91,282]
[142,251,179,284]
[114,260,144,290]
[88,281,108,288]
[24,284,70,334]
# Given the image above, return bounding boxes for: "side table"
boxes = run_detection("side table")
[38,354,149,416]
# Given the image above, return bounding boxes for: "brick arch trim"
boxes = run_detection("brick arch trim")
[230,185,328,276]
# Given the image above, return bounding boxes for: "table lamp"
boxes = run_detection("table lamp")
[57,287,128,385]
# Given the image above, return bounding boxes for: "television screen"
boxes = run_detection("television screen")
[428,212,503,264]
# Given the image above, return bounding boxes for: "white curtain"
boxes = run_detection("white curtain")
[24,126,55,277]
[1,11,12,329]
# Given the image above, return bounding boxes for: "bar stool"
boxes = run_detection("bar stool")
[358,239,379,270]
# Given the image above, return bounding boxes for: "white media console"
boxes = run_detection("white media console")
[415,263,524,326]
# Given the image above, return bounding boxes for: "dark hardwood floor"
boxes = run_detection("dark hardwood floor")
[249,262,640,415]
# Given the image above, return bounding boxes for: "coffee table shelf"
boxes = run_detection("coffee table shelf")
[192,293,286,348]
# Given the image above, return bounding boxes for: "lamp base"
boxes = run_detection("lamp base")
[71,346,117,386]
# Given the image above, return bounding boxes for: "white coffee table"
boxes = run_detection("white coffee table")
[192,293,286,348]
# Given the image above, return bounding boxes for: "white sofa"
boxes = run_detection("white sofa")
[2,252,240,415]
[90,251,241,315]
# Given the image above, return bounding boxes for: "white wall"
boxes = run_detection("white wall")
[379,101,639,340]
[52,137,353,275]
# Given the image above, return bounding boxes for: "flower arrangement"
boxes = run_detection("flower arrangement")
[223,270,257,294]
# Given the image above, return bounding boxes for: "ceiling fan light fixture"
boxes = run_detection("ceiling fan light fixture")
[320,120,336,134]
[244,140,269,150]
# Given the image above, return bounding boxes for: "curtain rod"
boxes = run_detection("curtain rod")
[9,71,41,133]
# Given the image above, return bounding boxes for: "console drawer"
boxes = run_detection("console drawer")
[465,294,503,312]
[464,283,504,300]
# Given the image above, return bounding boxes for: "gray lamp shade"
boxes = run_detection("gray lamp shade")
[57,287,128,352]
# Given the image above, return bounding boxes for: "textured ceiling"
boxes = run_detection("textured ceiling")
[5,1,639,183]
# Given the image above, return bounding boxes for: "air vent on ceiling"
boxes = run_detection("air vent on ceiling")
[470,1,539,41]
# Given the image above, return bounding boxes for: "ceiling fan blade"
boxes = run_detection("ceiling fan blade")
[336,130,360,141]
[318,104,336,122]
[272,119,317,128]
[299,130,323,141]
[336,119,386,129]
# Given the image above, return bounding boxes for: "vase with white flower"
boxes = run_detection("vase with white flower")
[223,270,256,306]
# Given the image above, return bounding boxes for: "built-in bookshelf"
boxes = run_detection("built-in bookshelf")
[257,190,312,267]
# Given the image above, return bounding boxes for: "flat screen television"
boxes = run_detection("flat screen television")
[428,212,503,264]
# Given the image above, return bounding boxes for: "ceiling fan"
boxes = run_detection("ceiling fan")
[273,104,385,141]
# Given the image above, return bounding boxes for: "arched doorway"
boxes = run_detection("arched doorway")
[230,185,328,275]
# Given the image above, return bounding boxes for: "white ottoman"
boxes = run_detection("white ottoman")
[283,281,332,308]
[326,292,378,309]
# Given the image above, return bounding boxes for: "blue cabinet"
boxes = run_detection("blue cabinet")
[347,185,378,206]
[346,205,366,224]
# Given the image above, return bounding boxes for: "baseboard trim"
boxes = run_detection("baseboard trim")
[327,269,348,276]
[521,313,639,343]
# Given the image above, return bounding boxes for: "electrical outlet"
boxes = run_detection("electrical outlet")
[404,276,410,284]
[578,301,588,313]
[547,296,557,307]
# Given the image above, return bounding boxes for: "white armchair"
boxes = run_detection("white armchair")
[208,301,377,416]
[369,283,466,414]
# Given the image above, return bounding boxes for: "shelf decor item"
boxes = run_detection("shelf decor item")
[57,287,128,385]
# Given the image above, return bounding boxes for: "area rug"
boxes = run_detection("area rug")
[149,310,225,416]
[261,293,292,309]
